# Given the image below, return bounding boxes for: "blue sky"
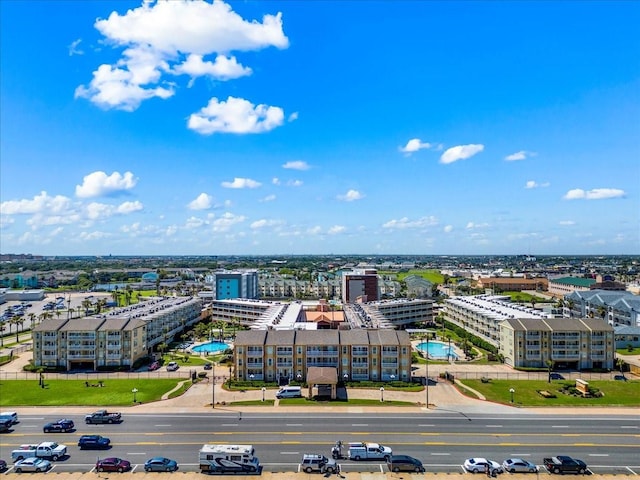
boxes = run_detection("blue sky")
[1,1,639,256]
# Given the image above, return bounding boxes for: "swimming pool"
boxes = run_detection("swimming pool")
[416,340,458,360]
[192,341,229,354]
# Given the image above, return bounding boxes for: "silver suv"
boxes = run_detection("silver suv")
[301,454,338,474]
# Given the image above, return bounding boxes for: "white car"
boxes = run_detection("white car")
[464,457,503,474]
[14,457,52,473]
[166,361,179,371]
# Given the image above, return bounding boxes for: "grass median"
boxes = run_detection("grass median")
[0,379,185,406]
[457,378,640,407]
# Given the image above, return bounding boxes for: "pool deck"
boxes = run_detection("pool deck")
[188,340,233,355]
[412,339,464,361]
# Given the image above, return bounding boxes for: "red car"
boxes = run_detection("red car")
[96,457,131,473]
[147,361,160,371]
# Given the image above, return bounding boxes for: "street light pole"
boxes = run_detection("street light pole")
[132,388,138,403]
[425,336,429,409]
[380,387,384,402]
[509,387,515,403]
[261,387,266,402]
[212,362,216,409]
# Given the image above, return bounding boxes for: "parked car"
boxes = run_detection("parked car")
[166,361,179,371]
[502,458,539,473]
[96,457,131,473]
[203,363,212,370]
[0,459,7,472]
[464,458,503,474]
[43,419,74,433]
[78,435,111,449]
[387,455,425,473]
[14,457,52,473]
[144,457,178,472]
[300,454,338,474]
[549,373,565,380]
[148,361,160,371]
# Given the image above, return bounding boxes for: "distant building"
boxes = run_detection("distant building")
[500,317,614,370]
[342,269,379,303]
[614,325,640,349]
[476,276,548,293]
[206,270,259,300]
[590,274,626,291]
[548,276,596,298]
[359,299,434,329]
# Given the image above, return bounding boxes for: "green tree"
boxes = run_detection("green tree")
[546,359,555,383]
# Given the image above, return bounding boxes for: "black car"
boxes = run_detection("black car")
[549,373,565,380]
[0,459,7,472]
[43,419,75,433]
[387,455,425,473]
[78,434,111,449]
[203,363,213,370]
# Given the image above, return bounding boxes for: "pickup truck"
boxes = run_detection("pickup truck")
[11,441,67,461]
[543,456,588,474]
[347,442,393,461]
[85,409,122,424]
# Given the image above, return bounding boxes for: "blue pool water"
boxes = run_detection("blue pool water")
[192,342,229,353]
[416,341,458,360]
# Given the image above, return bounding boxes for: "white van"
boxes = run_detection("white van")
[276,386,302,399]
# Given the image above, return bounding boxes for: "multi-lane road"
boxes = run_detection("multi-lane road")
[1,412,638,475]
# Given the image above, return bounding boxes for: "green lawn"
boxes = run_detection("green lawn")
[458,379,640,407]
[0,379,185,406]
[278,397,415,406]
[617,347,640,355]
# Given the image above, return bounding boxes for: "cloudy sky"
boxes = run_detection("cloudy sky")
[1,1,638,256]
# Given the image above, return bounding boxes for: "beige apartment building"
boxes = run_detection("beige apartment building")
[499,317,614,370]
[32,296,203,370]
[234,329,411,384]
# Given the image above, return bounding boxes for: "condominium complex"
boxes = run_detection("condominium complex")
[444,295,552,347]
[234,329,411,384]
[499,317,614,370]
[32,296,203,370]
[564,289,640,327]
[548,276,596,298]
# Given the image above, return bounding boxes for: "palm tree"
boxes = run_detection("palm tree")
[15,316,24,342]
[82,299,92,316]
[567,299,575,318]
[124,285,133,306]
[28,313,36,329]
[616,357,625,377]
[111,287,119,307]
[546,359,555,383]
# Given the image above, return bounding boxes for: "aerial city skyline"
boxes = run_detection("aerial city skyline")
[1,1,638,256]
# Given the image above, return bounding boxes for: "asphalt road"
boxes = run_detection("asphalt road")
[1,412,638,475]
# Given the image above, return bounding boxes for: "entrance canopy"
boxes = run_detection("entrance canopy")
[306,366,338,399]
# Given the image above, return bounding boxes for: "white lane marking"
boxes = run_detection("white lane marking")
[485,425,503,428]
[509,453,532,456]
[419,424,435,427]
[352,424,369,426]
[588,454,609,457]
[430,453,451,456]
[551,425,569,428]
[126,452,147,455]
[621,426,639,429]
[625,466,637,475]
[279,452,300,455]
[221,424,238,427]
[154,424,172,427]
[286,424,303,426]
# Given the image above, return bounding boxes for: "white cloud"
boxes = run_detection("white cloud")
[282,160,310,170]
[443,225,453,233]
[337,189,364,202]
[221,177,261,189]
[563,188,626,200]
[559,220,576,226]
[288,112,299,122]
[260,194,276,202]
[68,38,83,56]
[250,219,284,229]
[185,216,207,229]
[287,180,303,187]
[306,226,322,235]
[77,0,288,111]
[188,96,285,135]
[76,171,137,198]
[525,180,550,189]
[212,212,246,232]
[400,138,433,154]
[440,144,484,164]
[272,177,281,185]
[116,200,143,214]
[466,222,490,229]
[173,54,252,82]
[382,216,438,229]
[505,150,536,161]
[1,191,72,215]
[328,225,346,235]
[188,193,213,210]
